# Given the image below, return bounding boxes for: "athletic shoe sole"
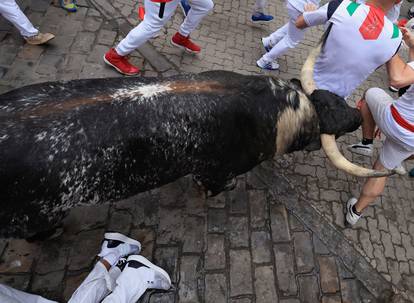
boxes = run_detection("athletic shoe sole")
[27,35,55,45]
[170,39,201,54]
[103,55,140,76]
[346,145,372,157]
[127,255,171,288]
[104,232,142,251]
[256,61,279,71]
[251,18,274,24]
[345,197,359,226]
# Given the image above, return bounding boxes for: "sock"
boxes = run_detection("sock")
[361,138,373,145]
[352,205,361,216]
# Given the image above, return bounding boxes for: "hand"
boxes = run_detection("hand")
[304,3,317,12]
[402,28,414,49]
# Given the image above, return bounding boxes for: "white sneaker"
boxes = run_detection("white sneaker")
[126,255,171,290]
[261,37,273,52]
[345,197,361,225]
[256,57,279,70]
[98,232,141,266]
[347,141,373,157]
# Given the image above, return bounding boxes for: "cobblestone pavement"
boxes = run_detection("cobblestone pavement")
[1,0,414,302]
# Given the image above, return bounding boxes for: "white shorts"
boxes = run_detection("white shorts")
[365,87,414,169]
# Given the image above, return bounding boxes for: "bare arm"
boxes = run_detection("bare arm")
[387,30,414,88]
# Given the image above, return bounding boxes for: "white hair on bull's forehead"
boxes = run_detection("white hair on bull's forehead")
[276,90,316,155]
[111,83,173,101]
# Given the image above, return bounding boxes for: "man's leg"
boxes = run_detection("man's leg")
[262,23,289,51]
[104,0,179,75]
[102,255,171,303]
[0,284,56,303]
[68,232,141,303]
[171,0,213,53]
[0,0,37,37]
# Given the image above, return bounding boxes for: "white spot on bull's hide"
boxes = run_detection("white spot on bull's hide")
[35,131,47,142]
[111,83,173,101]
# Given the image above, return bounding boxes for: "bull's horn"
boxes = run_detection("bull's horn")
[321,134,406,177]
[300,42,322,95]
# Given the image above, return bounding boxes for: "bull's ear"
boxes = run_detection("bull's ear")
[310,90,362,137]
[289,78,303,91]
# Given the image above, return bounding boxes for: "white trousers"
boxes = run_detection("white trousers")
[68,262,122,303]
[253,0,267,14]
[0,284,56,303]
[262,3,305,62]
[116,0,213,56]
[0,0,38,37]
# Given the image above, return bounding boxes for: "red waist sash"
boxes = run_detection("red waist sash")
[390,104,414,132]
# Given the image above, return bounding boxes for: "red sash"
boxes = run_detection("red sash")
[390,105,414,132]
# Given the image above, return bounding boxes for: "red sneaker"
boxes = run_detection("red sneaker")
[103,48,140,76]
[171,32,201,54]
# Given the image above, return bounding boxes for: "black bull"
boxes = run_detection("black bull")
[0,71,361,238]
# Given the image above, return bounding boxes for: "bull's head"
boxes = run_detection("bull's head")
[301,43,405,177]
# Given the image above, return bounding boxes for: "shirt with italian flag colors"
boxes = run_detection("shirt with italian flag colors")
[304,0,402,99]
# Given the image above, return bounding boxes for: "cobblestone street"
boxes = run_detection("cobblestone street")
[1,0,414,302]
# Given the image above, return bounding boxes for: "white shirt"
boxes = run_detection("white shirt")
[303,0,402,98]
[288,0,320,13]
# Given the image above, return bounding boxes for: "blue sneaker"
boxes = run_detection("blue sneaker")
[256,58,279,70]
[180,0,191,16]
[251,13,274,23]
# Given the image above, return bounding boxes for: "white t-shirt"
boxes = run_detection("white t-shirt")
[303,0,402,98]
[288,0,320,13]
[385,61,414,149]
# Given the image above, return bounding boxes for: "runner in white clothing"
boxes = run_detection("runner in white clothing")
[345,29,414,225]
[0,0,54,45]
[257,0,320,70]
[296,0,402,99]
[0,232,171,303]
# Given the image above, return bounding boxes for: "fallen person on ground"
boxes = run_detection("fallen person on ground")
[0,232,171,303]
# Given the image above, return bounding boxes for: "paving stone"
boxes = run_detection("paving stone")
[228,216,249,248]
[280,300,300,303]
[31,270,64,300]
[321,295,342,303]
[274,243,297,296]
[179,255,201,303]
[182,216,204,253]
[71,31,96,53]
[206,191,226,208]
[293,232,315,273]
[87,44,110,63]
[154,246,179,283]
[340,279,361,303]
[148,292,176,303]
[249,190,267,228]
[97,29,118,45]
[229,250,253,296]
[205,274,227,303]
[205,234,226,270]
[83,17,103,32]
[381,231,396,259]
[395,245,408,262]
[63,272,89,302]
[289,213,305,231]
[251,231,272,263]
[35,241,69,275]
[270,204,291,242]
[313,235,330,255]
[17,44,44,60]
[107,210,132,234]
[318,256,340,294]
[157,208,184,245]
[388,259,402,285]
[389,222,402,245]
[0,240,40,273]
[0,274,30,291]
[337,261,354,279]
[298,275,319,303]
[367,217,381,244]
[228,181,248,214]
[68,229,103,271]
[0,44,19,67]
[208,208,227,233]
[359,230,374,259]
[62,204,109,234]
[254,266,278,303]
